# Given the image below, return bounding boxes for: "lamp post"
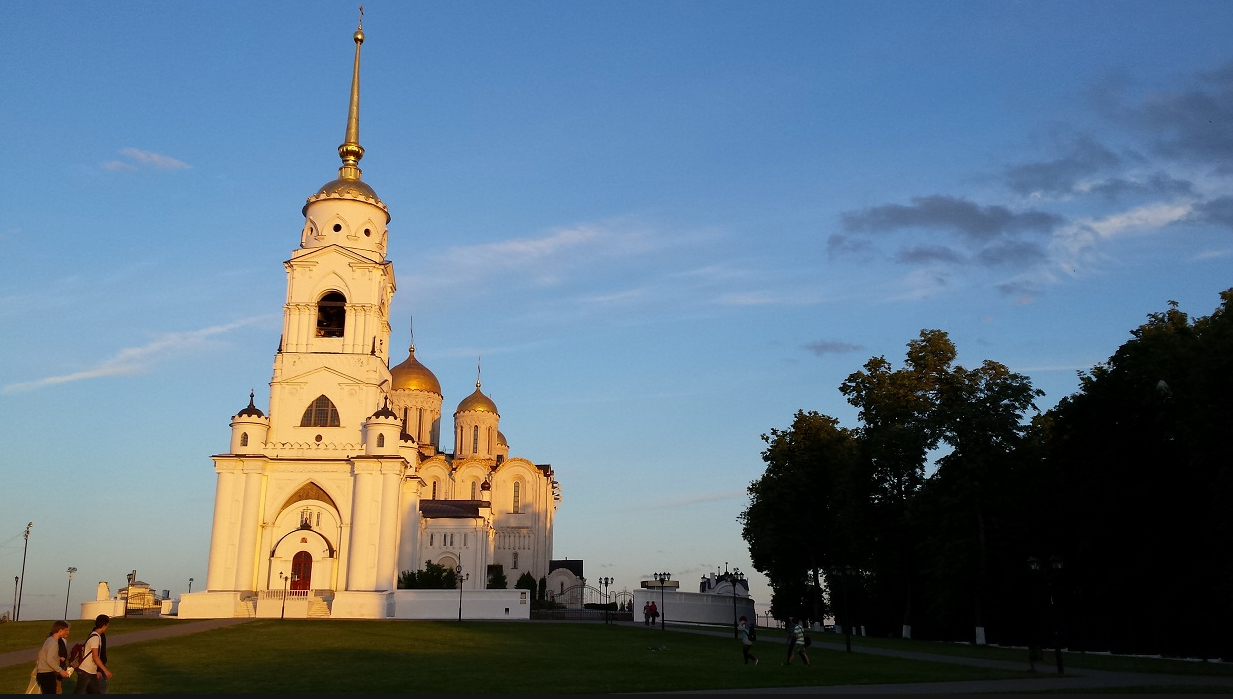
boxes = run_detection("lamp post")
[15,522,31,621]
[1027,556,1065,675]
[64,567,77,620]
[729,566,745,639]
[841,566,855,653]
[599,576,613,624]
[653,571,671,630]
[280,572,290,619]
[188,577,194,594]
[456,566,470,621]
[11,577,17,622]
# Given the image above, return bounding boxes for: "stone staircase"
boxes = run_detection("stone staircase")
[308,597,332,619]
[234,598,256,618]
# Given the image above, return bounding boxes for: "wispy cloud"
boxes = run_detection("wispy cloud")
[102,147,191,172]
[805,340,864,357]
[3,317,265,393]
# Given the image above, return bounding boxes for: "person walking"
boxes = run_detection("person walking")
[34,620,73,693]
[73,615,112,694]
[785,615,810,666]
[738,615,759,665]
[643,601,651,626]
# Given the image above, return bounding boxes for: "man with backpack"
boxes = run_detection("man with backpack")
[73,614,112,693]
[738,615,759,665]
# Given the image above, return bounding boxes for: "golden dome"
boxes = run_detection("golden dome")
[390,345,441,394]
[497,431,507,446]
[456,382,498,414]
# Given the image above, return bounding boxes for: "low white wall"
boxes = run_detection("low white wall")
[176,591,242,619]
[79,599,126,621]
[632,589,755,627]
[393,588,530,620]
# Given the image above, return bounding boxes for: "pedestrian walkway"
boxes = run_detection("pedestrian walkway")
[625,620,1233,694]
[0,618,252,670]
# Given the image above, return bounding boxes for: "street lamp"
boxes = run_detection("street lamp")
[456,566,470,621]
[280,571,297,619]
[1027,556,1065,675]
[653,572,671,630]
[598,576,613,623]
[16,522,31,621]
[188,577,193,594]
[841,566,855,653]
[728,566,745,639]
[64,567,77,620]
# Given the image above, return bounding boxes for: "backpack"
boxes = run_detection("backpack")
[68,641,86,669]
[748,626,757,641]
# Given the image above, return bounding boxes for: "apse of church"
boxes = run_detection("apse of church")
[178,18,560,621]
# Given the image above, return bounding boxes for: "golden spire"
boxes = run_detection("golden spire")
[337,6,365,181]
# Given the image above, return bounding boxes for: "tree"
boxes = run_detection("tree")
[398,560,457,589]
[740,410,859,623]
[515,572,537,593]
[1045,290,1233,659]
[839,329,956,639]
[488,566,509,590]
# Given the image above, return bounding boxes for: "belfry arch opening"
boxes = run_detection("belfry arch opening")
[316,291,346,338]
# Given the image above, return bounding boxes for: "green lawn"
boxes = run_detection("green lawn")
[2,618,1229,693]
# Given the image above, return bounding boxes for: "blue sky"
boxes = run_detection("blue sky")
[2,1,1231,621]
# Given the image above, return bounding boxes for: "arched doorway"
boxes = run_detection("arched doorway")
[291,551,312,590]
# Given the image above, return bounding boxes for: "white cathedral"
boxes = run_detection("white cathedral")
[178,21,561,620]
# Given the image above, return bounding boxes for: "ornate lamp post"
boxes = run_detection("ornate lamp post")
[599,576,614,624]
[1027,556,1065,675]
[728,566,745,639]
[841,566,855,653]
[280,571,290,619]
[64,567,77,620]
[456,565,470,621]
[653,571,671,630]
[16,522,31,621]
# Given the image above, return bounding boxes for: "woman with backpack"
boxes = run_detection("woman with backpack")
[738,615,759,665]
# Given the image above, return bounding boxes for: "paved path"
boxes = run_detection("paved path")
[5,618,1231,693]
[0,618,252,670]
[625,622,1233,694]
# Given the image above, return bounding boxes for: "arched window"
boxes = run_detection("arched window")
[431,480,438,500]
[300,395,341,427]
[513,481,521,513]
[513,552,519,569]
[471,425,479,453]
[376,434,385,448]
[240,432,248,447]
[470,481,477,500]
[315,291,346,338]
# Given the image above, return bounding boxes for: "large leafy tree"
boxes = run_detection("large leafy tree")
[922,359,1042,644]
[839,329,956,639]
[740,410,859,623]
[1046,291,1233,659]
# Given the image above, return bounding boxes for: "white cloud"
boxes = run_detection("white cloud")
[3,317,266,393]
[102,147,191,172]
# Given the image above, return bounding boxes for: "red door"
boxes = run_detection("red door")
[291,551,312,591]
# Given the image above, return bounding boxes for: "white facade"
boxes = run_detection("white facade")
[178,22,560,621]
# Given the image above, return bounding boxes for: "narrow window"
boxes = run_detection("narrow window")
[240,432,248,447]
[417,408,424,441]
[402,408,409,436]
[300,395,340,427]
[450,533,454,547]
[471,481,477,500]
[471,425,479,453]
[464,534,468,547]
[430,533,434,546]
[376,434,385,448]
[513,552,518,569]
[431,480,438,500]
[315,291,346,338]
[513,482,521,514]
[316,512,321,527]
